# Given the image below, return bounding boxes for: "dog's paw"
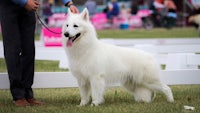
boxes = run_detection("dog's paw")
[91,102,99,107]
[91,99,104,106]
[134,88,155,103]
[79,100,89,106]
[167,97,174,103]
[79,103,87,106]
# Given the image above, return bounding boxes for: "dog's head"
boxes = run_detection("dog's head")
[62,8,91,47]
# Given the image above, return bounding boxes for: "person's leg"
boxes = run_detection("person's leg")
[18,8,36,100]
[0,5,26,101]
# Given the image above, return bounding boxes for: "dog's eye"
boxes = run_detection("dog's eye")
[74,25,78,28]
[66,24,69,27]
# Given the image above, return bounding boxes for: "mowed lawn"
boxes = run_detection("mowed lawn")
[0,27,200,113]
[0,86,200,113]
[97,27,199,38]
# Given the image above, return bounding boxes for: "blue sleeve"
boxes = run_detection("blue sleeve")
[62,0,71,5]
[11,0,27,6]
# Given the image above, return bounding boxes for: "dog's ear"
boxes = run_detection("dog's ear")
[67,8,72,16]
[81,8,89,21]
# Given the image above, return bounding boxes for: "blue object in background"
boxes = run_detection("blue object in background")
[120,23,129,30]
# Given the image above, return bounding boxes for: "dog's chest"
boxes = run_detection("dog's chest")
[68,55,92,70]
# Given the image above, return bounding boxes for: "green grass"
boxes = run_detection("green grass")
[0,58,7,72]
[35,60,68,72]
[0,59,67,72]
[97,27,199,38]
[0,85,200,113]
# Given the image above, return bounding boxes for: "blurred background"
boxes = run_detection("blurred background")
[35,0,198,33]
[0,0,199,37]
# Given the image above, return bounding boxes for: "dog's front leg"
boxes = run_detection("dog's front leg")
[90,75,105,106]
[77,78,91,106]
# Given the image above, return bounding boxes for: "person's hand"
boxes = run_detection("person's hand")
[25,0,40,11]
[194,5,200,10]
[69,5,79,13]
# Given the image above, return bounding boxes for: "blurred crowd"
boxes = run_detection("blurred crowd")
[188,0,200,30]
[103,0,177,28]
[41,0,200,30]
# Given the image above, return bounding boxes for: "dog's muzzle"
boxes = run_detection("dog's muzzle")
[64,32,81,47]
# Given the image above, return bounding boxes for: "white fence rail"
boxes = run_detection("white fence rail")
[0,70,200,89]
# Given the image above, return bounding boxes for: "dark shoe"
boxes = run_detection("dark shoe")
[27,98,44,106]
[14,98,30,107]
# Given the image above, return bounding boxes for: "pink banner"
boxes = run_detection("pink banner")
[42,28,62,47]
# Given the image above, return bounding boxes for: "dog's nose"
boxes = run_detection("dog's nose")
[64,32,69,37]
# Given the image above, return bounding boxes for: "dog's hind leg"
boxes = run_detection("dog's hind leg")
[133,86,155,103]
[90,75,106,106]
[77,78,91,106]
[122,82,154,103]
[144,82,174,102]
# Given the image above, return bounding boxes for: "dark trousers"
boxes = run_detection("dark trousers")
[0,1,36,101]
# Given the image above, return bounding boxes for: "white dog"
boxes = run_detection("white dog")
[62,8,174,106]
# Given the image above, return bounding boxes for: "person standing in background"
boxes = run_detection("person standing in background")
[189,0,200,33]
[191,0,200,14]
[119,4,131,24]
[153,0,165,10]
[130,1,138,15]
[106,0,120,23]
[84,0,96,17]
[42,0,53,24]
[0,0,78,107]
[163,0,177,28]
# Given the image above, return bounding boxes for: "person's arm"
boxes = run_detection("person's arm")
[62,0,79,13]
[191,0,200,10]
[62,0,72,6]
[11,0,40,11]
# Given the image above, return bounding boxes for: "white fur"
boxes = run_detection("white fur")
[62,8,174,106]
